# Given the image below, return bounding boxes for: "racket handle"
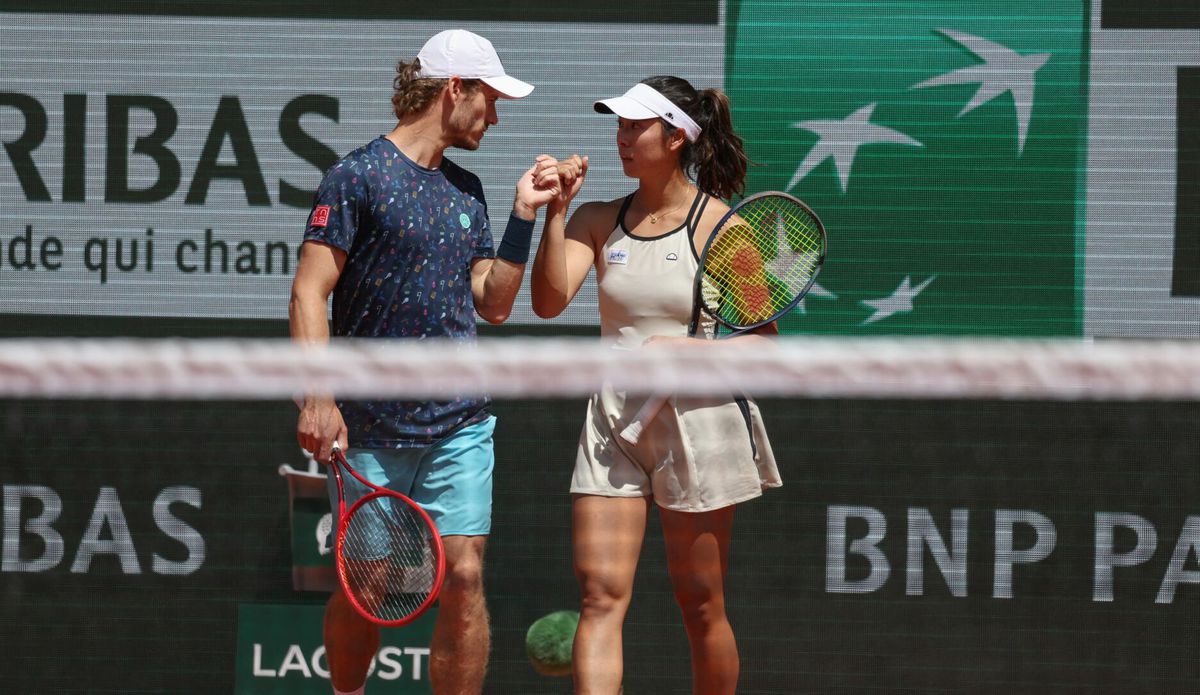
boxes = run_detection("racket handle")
[619,395,669,445]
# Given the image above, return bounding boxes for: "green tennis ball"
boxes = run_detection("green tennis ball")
[525,610,579,677]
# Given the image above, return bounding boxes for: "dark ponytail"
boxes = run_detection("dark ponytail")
[641,76,749,200]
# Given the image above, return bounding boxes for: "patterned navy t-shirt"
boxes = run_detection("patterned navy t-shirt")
[303,136,495,448]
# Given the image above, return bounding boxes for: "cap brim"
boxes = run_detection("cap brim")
[593,96,659,120]
[481,75,534,99]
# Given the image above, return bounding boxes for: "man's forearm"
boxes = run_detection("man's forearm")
[476,212,536,323]
[477,257,525,323]
[289,291,331,344]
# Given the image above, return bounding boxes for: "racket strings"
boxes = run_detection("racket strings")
[701,196,825,327]
[340,495,440,622]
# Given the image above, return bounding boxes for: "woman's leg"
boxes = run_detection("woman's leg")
[572,494,650,695]
[659,505,738,695]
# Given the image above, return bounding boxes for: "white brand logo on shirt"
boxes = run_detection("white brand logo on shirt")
[607,249,629,265]
[665,252,678,261]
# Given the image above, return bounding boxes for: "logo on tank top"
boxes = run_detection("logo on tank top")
[665,252,678,261]
[607,248,629,265]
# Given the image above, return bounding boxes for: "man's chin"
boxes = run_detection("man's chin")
[453,135,483,151]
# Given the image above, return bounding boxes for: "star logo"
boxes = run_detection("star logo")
[912,29,1050,154]
[786,103,923,193]
[860,275,937,325]
[760,212,828,316]
[764,213,823,281]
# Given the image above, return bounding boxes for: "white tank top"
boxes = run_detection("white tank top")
[596,192,713,348]
[573,191,782,511]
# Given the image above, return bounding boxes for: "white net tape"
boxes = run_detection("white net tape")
[1,337,1199,401]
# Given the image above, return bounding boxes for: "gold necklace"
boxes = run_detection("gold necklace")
[646,199,685,224]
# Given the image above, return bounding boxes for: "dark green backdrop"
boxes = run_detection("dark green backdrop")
[3,392,1199,693]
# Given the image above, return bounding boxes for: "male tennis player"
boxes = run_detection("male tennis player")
[289,29,573,695]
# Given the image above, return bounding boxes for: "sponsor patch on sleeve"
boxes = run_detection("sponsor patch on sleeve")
[310,205,331,228]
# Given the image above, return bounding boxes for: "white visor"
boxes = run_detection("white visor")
[416,29,534,99]
[594,83,701,142]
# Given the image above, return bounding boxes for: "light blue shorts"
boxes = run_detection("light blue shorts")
[328,415,496,537]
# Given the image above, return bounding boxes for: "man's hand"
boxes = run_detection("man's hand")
[296,396,348,464]
[514,154,587,219]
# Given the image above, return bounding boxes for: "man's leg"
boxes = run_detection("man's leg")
[415,417,496,694]
[429,534,490,695]
[324,584,381,693]
[323,450,387,694]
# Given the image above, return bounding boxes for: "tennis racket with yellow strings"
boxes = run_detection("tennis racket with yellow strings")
[619,191,827,444]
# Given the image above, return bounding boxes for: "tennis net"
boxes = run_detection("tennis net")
[1,336,1199,400]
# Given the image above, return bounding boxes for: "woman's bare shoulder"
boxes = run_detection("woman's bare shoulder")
[573,197,626,219]
[568,197,626,236]
[695,195,734,243]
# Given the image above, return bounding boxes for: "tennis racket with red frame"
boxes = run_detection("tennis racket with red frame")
[619,191,827,444]
[330,443,445,626]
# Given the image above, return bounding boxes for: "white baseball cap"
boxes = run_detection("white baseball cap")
[416,29,534,99]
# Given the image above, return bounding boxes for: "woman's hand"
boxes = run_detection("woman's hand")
[551,154,588,211]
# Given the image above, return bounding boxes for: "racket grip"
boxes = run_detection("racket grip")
[618,395,669,445]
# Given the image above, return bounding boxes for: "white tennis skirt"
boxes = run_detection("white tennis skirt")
[571,384,782,512]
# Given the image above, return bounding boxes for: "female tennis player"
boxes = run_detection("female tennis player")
[530,76,782,695]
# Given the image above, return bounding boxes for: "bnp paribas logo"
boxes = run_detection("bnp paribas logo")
[729,3,1089,336]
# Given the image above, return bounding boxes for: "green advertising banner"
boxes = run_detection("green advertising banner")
[729,1,1091,335]
[234,603,436,694]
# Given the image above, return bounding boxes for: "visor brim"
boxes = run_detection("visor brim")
[481,75,534,99]
[593,96,659,120]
